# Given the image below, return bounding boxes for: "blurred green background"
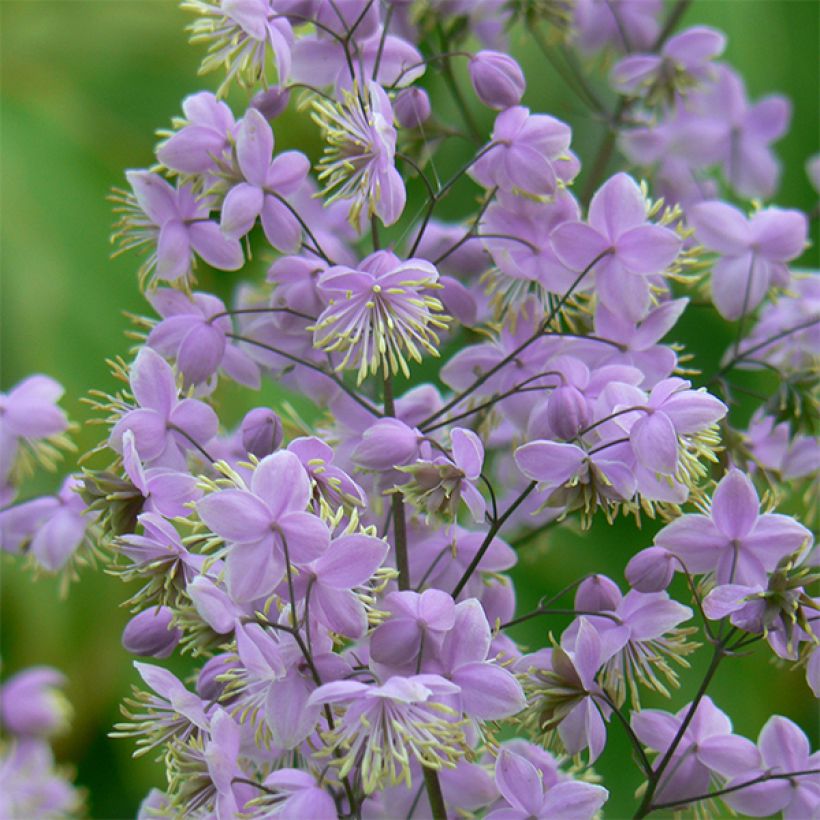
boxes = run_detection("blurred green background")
[1,1,817,818]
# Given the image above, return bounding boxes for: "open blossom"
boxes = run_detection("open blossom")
[113,171,243,284]
[654,468,812,585]
[196,450,330,602]
[312,250,449,383]
[552,172,682,322]
[220,108,310,252]
[314,82,405,227]
[690,201,807,319]
[470,106,578,197]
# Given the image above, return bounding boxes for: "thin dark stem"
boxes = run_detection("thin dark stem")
[208,306,316,324]
[227,333,381,417]
[421,250,610,429]
[634,642,726,818]
[265,190,334,265]
[600,692,653,777]
[650,769,820,813]
[451,481,537,598]
[167,424,215,463]
[431,186,498,267]
[383,376,411,590]
[422,766,448,820]
[500,607,623,630]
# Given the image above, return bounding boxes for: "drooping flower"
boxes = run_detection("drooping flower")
[312,250,449,383]
[309,674,466,794]
[314,81,406,227]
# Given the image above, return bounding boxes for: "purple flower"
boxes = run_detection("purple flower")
[394,86,432,128]
[147,288,259,388]
[573,0,662,54]
[470,107,577,197]
[122,607,182,659]
[312,250,447,383]
[220,108,310,252]
[610,26,726,99]
[156,91,236,175]
[0,668,69,737]
[654,468,812,585]
[196,450,330,602]
[257,769,337,819]
[115,171,243,284]
[625,546,676,592]
[469,50,526,110]
[632,696,761,806]
[487,748,608,820]
[689,201,807,319]
[109,348,218,469]
[287,436,366,508]
[722,716,820,817]
[308,674,464,793]
[240,407,284,458]
[552,173,682,322]
[314,82,406,227]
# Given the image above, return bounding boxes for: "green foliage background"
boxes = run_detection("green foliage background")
[1,1,817,817]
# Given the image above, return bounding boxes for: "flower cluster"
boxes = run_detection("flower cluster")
[2,0,818,817]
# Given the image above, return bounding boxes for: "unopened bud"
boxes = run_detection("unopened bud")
[394,87,432,128]
[122,607,181,658]
[469,50,526,110]
[546,385,589,440]
[576,574,621,611]
[250,86,291,121]
[625,547,675,592]
[241,408,284,458]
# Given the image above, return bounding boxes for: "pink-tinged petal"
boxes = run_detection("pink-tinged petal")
[559,699,604,761]
[654,514,725,572]
[454,662,525,720]
[313,586,367,638]
[3,375,67,437]
[220,182,263,239]
[451,428,484,479]
[759,715,809,771]
[630,412,678,474]
[743,513,812,560]
[698,734,760,778]
[188,577,239,634]
[610,55,661,94]
[749,208,807,262]
[495,748,542,814]
[702,584,759,620]
[266,671,321,749]
[369,619,423,666]
[110,409,168,462]
[744,94,791,142]
[29,507,86,571]
[620,591,692,640]
[440,599,491,670]
[278,512,330,564]
[157,126,226,175]
[236,108,273,187]
[266,151,311,194]
[226,536,282,602]
[514,440,585,485]
[260,194,302,254]
[596,256,650,323]
[131,348,177,415]
[617,225,681,274]
[504,145,558,196]
[419,588,457,630]
[632,298,688,349]
[188,221,244,271]
[156,220,191,282]
[722,775,791,817]
[169,398,218,445]
[661,390,726,433]
[807,648,820,697]
[375,164,407,226]
[631,709,679,752]
[551,222,611,271]
[588,173,647,241]
[664,26,726,65]
[315,534,387,589]
[592,458,637,501]
[731,140,781,200]
[278,788,338,820]
[251,450,311,518]
[370,35,425,87]
[711,469,759,540]
[712,251,771,319]
[306,679,369,707]
[572,618,603,688]
[127,171,178,225]
[177,323,226,385]
[539,781,609,819]
[485,809,527,820]
[462,482,487,523]
[689,201,751,254]
[197,490,272,542]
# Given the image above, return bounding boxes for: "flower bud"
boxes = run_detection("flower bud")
[625,547,675,592]
[576,574,621,611]
[121,607,181,658]
[241,407,284,458]
[250,86,291,121]
[394,87,431,128]
[469,51,526,110]
[352,418,419,471]
[546,385,589,440]
[0,668,70,737]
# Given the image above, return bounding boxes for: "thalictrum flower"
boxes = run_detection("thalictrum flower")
[654,468,812,585]
[312,250,448,383]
